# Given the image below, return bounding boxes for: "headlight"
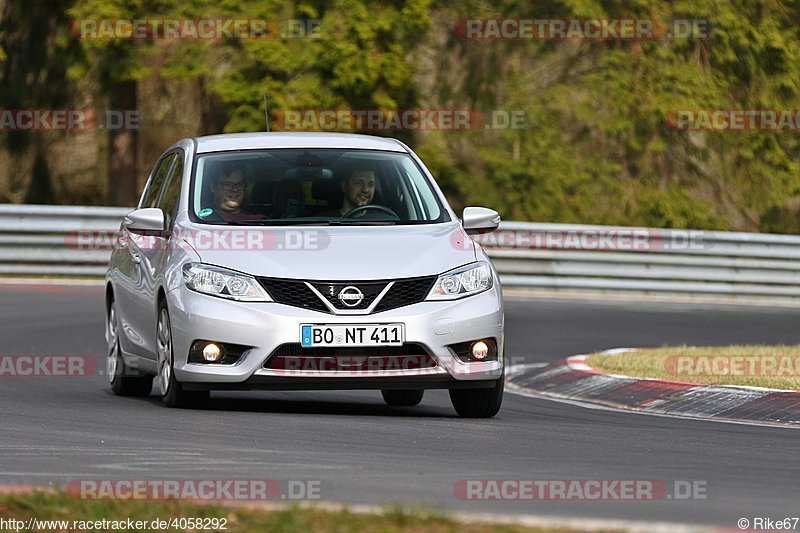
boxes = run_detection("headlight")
[427,262,493,300]
[182,263,272,302]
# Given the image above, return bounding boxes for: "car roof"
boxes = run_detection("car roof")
[193,132,407,154]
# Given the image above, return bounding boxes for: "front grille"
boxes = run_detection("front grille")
[310,281,388,310]
[258,278,330,313]
[264,343,437,372]
[258,275,436,314]
[373,276,436,312]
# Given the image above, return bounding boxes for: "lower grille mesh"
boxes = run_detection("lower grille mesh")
[264,343,437,372]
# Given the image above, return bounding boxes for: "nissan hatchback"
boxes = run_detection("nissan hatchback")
[105,133,504,417]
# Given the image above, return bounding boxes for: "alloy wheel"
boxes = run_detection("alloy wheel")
[156,307,172,396]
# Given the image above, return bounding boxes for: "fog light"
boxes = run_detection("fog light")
[471,341,489,360]
[202,343,224,362]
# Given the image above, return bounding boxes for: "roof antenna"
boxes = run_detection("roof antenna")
[263,93,270,132]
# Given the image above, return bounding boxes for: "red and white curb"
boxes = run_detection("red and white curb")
[507,349,800,428]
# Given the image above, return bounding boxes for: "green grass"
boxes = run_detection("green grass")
[586,345,800,390]
[0,490,578,532]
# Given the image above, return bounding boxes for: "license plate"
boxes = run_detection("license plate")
[300,324,405,347]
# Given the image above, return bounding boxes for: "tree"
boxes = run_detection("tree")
[0,0,82,204]
[67,0,151,206]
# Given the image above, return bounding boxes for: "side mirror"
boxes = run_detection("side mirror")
[462,207,500,235]
[123,208,165,234]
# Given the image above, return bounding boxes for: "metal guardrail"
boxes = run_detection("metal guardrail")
[485,222,800,300]
[0,204,130,277]
[2,204,800,301]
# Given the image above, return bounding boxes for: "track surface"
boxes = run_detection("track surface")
[2,285,800,527]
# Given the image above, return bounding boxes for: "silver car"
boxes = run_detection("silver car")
[105,133,504,417]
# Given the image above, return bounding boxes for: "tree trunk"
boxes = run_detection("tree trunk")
[107,80,139,206]
[199,77,227,135]
[24,141,54,204]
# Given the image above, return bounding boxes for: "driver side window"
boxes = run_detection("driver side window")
[156,152,184,229]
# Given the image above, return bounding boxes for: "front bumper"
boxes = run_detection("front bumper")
[167,282,504,388]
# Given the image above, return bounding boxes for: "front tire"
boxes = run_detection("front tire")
[381,389,424,406]
[157,300,209,408]
[449,375,504,418]
[107,298,153,396]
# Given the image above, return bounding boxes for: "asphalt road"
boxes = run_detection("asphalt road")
[2,284,800,528]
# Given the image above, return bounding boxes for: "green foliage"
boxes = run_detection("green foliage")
[4,0,800,232]
[417,0,800,231]
[66,0,152,86]
[205,0,431,133]
[0,0,85,202]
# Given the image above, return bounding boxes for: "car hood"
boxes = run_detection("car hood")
[180,222,477,280]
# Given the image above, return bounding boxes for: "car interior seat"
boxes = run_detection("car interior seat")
[273,179,307,218]
[248,181,276,217]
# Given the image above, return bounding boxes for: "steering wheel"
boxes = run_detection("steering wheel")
[342,205,399,219]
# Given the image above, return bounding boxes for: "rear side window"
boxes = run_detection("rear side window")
[140,153,176,208]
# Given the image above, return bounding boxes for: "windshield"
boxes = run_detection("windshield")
[190,149,448,226]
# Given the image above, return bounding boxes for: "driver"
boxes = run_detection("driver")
[338,169,376,216]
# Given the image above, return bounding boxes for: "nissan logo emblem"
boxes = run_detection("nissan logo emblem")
[338,286,364,307]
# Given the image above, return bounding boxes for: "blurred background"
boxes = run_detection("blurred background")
[1,0,799,233]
